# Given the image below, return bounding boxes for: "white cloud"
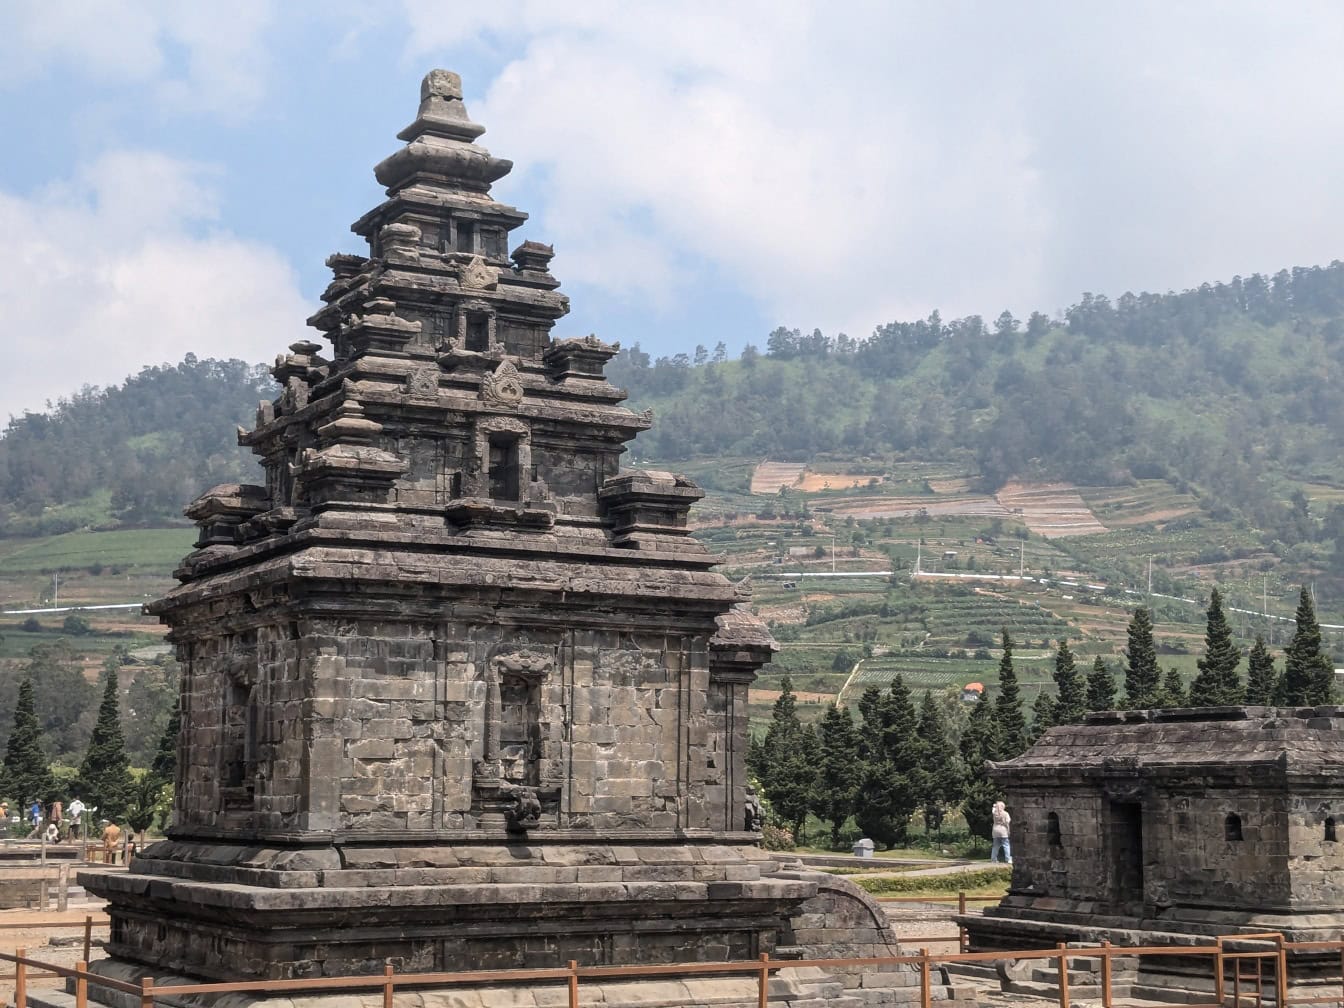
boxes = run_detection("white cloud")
[396,1,1344,335]
[0,1,277,120]
[1,150,309,420]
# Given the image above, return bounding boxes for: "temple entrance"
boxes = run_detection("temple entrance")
[1110,801,1144,911]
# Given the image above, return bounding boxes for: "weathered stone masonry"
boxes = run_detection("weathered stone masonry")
[77,71,944,1008]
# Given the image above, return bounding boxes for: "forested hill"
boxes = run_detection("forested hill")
[0,356,270,536]
[4,262,1344,537]
[610,263,1344,528]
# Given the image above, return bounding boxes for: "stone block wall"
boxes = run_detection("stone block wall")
[172,607,742,840]
[1006,788,1108,903]
[1286,794,1344,906]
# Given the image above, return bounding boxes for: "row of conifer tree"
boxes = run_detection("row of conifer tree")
[748,586,1335,849]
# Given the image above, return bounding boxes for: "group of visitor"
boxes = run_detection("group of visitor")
[2,795,124,861]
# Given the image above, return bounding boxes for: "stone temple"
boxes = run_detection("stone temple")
[77,71,944,1008]
[963,704,1344,988]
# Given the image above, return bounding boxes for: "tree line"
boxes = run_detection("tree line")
[0,645,179,833]
[0,355,270,534]
[749,584,1335,849]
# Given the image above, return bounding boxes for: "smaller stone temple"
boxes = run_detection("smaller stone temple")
[964,704,1344,983]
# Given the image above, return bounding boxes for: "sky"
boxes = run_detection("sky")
[4,2,1344,420]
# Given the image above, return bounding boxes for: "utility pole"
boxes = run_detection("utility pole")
[1147,557,1152,596]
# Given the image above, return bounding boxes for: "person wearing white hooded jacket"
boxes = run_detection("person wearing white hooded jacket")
[990,801,1012,864]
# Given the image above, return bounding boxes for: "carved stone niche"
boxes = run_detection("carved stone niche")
[472,645,562,831]
[598,470,704,549]
[435,297,502,370]
[218,634,261,818]
[445,415,555,530]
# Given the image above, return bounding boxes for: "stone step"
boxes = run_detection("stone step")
[1005,978,1105,1000]
[1030,965,1103,984]
[941,961,1000,984]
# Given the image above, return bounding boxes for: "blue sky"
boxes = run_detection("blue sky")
[4,2,1344,419]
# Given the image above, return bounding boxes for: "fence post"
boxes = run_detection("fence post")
[75,960,88,1008]
[757,954,770,1008]
[1213,940,1224,1008]
[58,864,69,913]
[382,963,393,1008]
[1100,940,1113,1008]
[919,947,931,1008]
[83,916,93,963]
[15,947,26,1008]
[139,974,155,1008]
[569,958,581,1008]
[1275,935,1287,1008]
[1056,943,1070,1008]
[958,891,967,953]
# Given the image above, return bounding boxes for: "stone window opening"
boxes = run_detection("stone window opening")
[456,220,475,254]
[488,435,521,501]
[1225,813,1243,841]
[1047,811,1062,848]
[465,312,490,352]
[1327,817,1338,843]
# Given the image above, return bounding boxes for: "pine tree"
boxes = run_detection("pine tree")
[1052,639,1086,724]
[1087,656,1117,712]
[1123,607,1160,708]
[814,703,862,848]
[1244,635,1278,705]
[959,688,1001,842]
[1155,666,1188,707]
[1030,691,1058,741]
[855,675,926,849]
[1276,587,1336,706]
[917,690,963,837]
[150,695,180,786]
[78,666,134,821]
[1189,588,1243,706]
[0,678,53,807]
[994,630,1028,757]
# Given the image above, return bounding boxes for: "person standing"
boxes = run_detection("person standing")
[100,820,122,864]
[991,800,1013,864]
[68,796,85,840]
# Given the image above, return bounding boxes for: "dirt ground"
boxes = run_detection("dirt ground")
[0,902,110,1000]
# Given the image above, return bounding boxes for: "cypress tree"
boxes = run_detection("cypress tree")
[1276,587,1336,706]
[1052,639,1087,724]
[1189,588,1243,706]
[1244,635,1278,705]
[150,695,181,786]
[855,675,926,849]
[1123,607,1160,708]
[959,688,1001,844]
[1030,691,1058,741]
[814,703,862,848]
[1156,666,1188,707]
[994,630,1028,757]
[78,666,134,821]
[1087,656,1117,712]
[917,690,963,837]
[1,678,53,807]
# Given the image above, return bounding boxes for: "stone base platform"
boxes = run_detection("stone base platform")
[76,839,967,1007]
